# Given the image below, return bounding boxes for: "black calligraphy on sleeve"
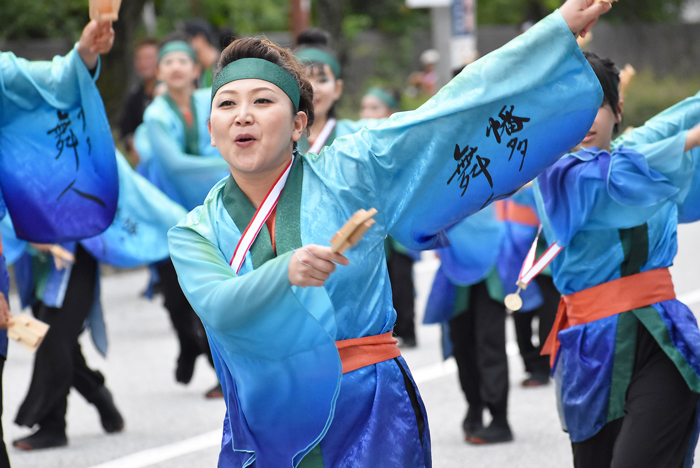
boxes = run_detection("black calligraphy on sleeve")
[47,107,105,206]
[447,104,531,201]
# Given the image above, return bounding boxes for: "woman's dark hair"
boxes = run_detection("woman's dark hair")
[296,28,340,119]
[296,28,333,51]
[215,37,315,135]
[160,31,191,49]
[584,51,621,132]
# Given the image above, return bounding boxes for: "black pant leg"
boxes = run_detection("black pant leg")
[520,275,560,376]
[535,275,559,355]
[72,343,106,400]
[388,253,416,342]
[15,246,97,430]
[512,310,538,374]
[572,323,699,468]
[610,325,699,468]
[0,356,9,468]
[572,418,623,468]
[449,302,483,412]
[471,281,509,422]
[156,260,211,361]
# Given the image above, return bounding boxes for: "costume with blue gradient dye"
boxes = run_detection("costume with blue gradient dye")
[169,11,602,467]
[533,117,700,456]
[135,88,229,211]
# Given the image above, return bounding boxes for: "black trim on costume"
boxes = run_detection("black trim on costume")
[393,358,425,448]
[618,223,648,278]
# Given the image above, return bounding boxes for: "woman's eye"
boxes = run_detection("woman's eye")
[218,100,234,107]
[255,98,272,104]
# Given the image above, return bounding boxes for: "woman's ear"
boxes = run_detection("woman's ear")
[208,119,216,147]
[616,98,624,123]
[334,79,344,101]
[291,111,308,142]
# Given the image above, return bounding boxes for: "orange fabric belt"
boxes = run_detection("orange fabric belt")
[494,200,539,227]
[336,332,401,374]
[541,267,676,367]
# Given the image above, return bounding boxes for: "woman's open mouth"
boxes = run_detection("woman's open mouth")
[235,134,256,147]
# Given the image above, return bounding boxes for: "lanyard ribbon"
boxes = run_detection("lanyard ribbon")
[517,226,563,288]
[505,226,563,311]
[229,154,295,274]
[308,118,337,154]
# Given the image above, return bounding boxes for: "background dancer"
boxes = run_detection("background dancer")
[535,52,700,468]
[135,37,228,397]
[424,205,513,444]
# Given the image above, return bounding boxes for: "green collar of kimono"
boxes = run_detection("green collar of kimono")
[163,93,200,156]
[222,155,303,269]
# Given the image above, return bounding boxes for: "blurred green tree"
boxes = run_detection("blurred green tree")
[477,0,689,24]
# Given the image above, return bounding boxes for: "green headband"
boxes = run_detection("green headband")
[211,58,301,111]
[366,87,399,110]
[296,48,341,79]
[158,41,198,63]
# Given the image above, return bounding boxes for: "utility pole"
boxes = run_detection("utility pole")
[406,0,477,88]
[290,0,311,45]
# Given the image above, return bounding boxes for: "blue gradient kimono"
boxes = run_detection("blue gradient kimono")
[533,131,700,446]
[0,45,118,243]
[4,150,186,355]
[135,88,229,210]
[169,11,602,468]
[614,91,700,223]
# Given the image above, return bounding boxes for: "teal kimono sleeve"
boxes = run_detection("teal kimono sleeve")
[614,92,700,222]
[534,146,683,247]
[144,118,229,210]
[318,10,602,250]
[0,45,97,117]
[168,215,341,466]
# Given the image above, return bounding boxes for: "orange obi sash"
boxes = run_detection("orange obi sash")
[541,268,676,367]
[336,332,401,374]
[494,200,539,227]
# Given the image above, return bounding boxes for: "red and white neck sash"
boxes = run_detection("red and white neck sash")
[505,226,563,311]
[229,154,295,274]
[308,118,337,154]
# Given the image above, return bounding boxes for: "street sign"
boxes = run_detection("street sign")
[406,0,452,8]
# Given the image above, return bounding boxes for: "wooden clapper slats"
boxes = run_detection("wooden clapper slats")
[8,314,50,354]
[330,208,378,254]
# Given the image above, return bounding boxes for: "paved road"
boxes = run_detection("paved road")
[3,223,700,468]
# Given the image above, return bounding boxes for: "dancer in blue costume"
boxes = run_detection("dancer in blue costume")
[424,204,515,444]
[0,20,116,457]
[169,1,610,465]
[533,52,700,468]
[135,38,228,394]
[9,148,186,451]
[360,86,400,120]
[135,37,229,210]
[295,29,383,153]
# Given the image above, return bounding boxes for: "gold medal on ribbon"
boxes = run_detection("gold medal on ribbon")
[505,291,523,312]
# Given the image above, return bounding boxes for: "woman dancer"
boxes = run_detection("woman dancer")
[135,38,228,395]
[294,29,384,153]
[360,86,400,120]
[424,204,513,444]
[169,1,610,465]
[534,52,700,467]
